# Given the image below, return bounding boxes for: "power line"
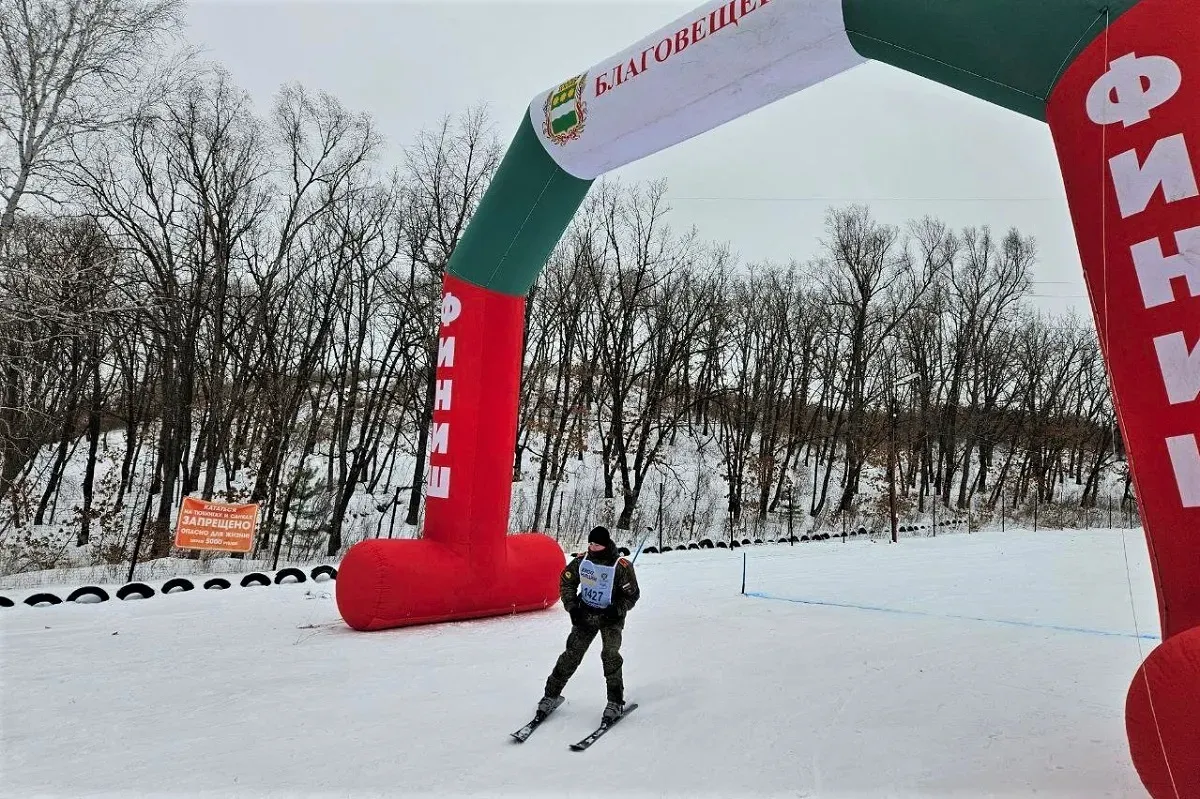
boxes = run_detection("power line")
[667,196,1063,203]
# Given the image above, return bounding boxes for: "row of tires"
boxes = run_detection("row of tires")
[638,520,968,553]
[642,535,842,553]
[0,565,338,609]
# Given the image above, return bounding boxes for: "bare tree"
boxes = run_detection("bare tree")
[0,215,118,516]
[817,206,946,513]
[0,0,185,237]
[400,105,500,527]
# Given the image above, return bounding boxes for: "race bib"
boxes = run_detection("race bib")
[578,558,616,609]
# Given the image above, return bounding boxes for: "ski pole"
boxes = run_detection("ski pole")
[630,532,653,564]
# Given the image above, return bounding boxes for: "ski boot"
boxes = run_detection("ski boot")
[538,695,562,717]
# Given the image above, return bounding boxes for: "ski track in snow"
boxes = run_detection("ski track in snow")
[0,528,1160,798]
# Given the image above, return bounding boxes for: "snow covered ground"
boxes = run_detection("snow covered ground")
[1,528,1161,798]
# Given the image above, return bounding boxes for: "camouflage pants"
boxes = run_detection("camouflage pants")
[544,623,624,703]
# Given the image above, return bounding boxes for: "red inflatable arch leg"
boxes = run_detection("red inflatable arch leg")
[336,275,563,630]
[1126,626,1200,798]
[1047,0,1200,795]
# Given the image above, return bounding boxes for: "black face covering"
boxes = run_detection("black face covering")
[586,543,617,565]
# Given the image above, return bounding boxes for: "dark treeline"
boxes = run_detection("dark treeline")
[0,0,1129,572]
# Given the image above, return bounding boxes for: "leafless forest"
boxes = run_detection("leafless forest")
[0,0,1136,578]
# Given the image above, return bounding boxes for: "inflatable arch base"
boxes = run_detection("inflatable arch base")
[336,275,567,629]
[336,533,563,631]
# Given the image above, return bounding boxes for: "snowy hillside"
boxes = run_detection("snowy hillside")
[1,527,1160,798]
[0,414,1139,593]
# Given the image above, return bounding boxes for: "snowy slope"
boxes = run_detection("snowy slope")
[0,528,1160,798]
[3,411,1136,593]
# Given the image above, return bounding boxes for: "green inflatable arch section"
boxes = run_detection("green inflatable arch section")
[448,0,1138,298]
[441,114,590,298]
[844,0,1138,120]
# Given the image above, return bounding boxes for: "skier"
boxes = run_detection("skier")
[538,525,640,723]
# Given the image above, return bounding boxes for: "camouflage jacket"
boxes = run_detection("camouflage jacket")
[560,551,640,621]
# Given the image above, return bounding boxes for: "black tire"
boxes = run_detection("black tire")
[716,541,728,548]
[660,545,673,552]
[617,546,631,557]
[0,595,13,608]
[642,546,658,555]
[687,543,699,550]
[274,567,307,585]
[67,586,110,603]
[116,582,155,600]
[162,578,195,594]
[204,578,231,590]
[310,565,338,582]
[24,592,62,607]
[240,572,270,587]
[730,540,741,549]
[699,538,714,549]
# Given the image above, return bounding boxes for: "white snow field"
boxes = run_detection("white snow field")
[1,528,1163,798]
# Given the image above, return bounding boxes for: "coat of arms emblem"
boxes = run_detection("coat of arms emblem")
[543,73,588,145]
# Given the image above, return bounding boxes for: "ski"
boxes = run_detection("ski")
[568,702,638,751]
[510,696,565,743]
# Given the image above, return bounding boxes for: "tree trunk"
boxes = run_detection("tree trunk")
[80,344,103,546]
[405,343,437,527]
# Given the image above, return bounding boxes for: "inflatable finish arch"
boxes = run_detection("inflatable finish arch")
[337,0,1198,792]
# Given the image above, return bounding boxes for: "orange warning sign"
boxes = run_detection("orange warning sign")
[174,497,258,553]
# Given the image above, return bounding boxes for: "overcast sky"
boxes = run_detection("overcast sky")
[185,0,1093,316]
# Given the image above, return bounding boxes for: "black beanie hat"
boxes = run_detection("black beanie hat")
[588,526,614,548]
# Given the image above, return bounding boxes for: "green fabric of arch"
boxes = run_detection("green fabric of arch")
[445,114,591,297]
[843,0,1141,120]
